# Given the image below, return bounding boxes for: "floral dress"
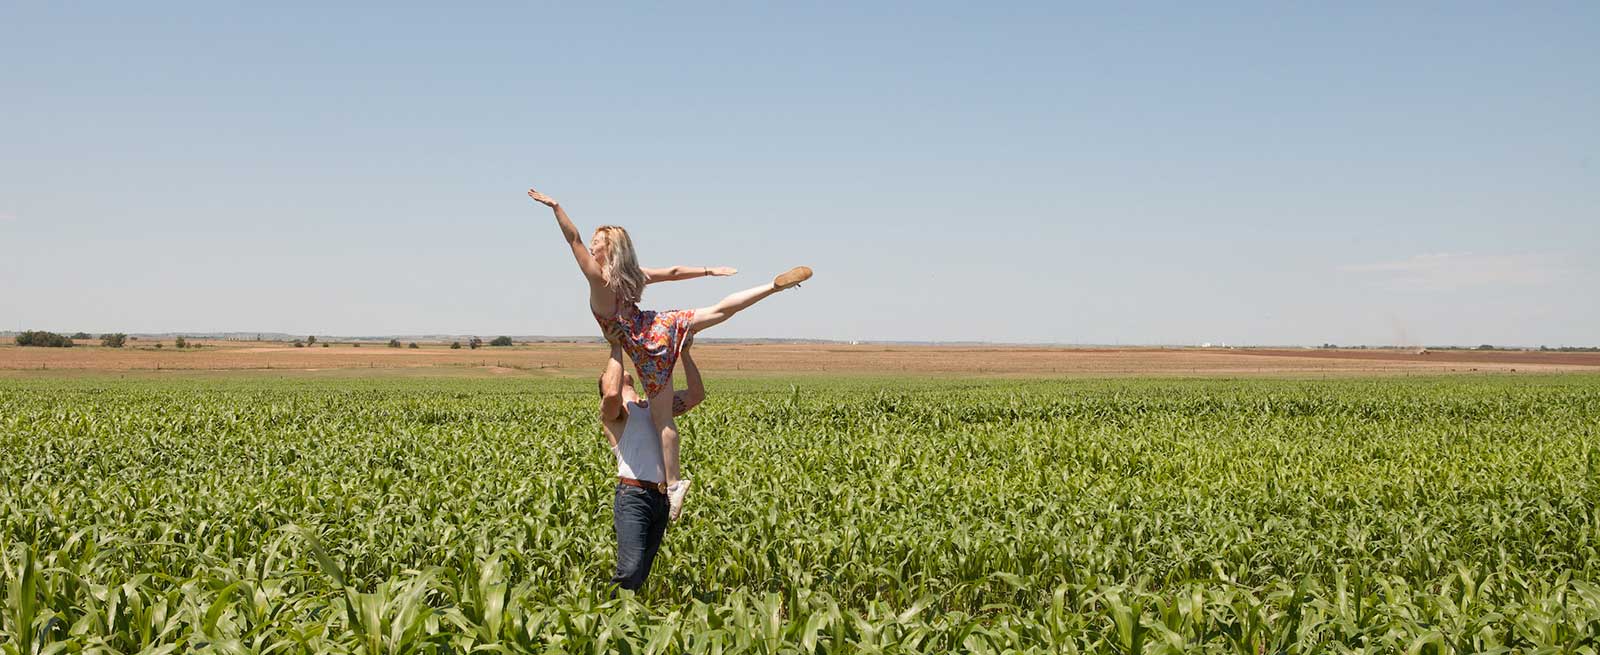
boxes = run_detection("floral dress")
[595,300,695,398]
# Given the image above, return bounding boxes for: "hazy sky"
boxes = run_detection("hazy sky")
[3,3,1596,345]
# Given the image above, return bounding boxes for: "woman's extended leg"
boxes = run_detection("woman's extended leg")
[688,267,811,333]
[653,266,810,521]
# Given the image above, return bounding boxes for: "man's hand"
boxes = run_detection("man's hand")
[672,333,704,416]
[527,188,559,209]
[706,267,738,277]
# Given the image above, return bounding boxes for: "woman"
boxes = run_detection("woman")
[529,187,811,519]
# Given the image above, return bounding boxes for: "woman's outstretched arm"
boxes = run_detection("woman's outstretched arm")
[644,266,738,285]
[529,188,604,284]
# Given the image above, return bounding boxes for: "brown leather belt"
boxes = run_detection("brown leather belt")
[618,477,667,494]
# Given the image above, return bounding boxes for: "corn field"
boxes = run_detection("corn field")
[3,375,1599,653]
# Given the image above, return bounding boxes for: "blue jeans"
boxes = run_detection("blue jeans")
[612,482,669,591]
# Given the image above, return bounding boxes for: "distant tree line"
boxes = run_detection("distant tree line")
[13,331,539,349]
[11,331,217,349]
[15,331,74,347]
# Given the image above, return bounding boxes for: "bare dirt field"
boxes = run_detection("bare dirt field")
[1224,348,1600,368]
[3,340,1596,378]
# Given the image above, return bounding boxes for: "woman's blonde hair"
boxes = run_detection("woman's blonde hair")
[594,225,646,304]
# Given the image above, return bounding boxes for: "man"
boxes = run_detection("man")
[599,336,705,591]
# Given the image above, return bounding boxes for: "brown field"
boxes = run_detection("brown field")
[3,340,1597,378]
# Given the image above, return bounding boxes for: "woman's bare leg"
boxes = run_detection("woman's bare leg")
[656,267,808,521]
[647,384,681,483]
[689,267,811,333]
[646,382,692,520]
[691,285,787,334]
[688,282,779,333]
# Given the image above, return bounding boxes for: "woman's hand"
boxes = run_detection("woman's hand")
[706,267,737,277]
[527,188,560,209]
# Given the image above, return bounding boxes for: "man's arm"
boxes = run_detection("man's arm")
[600,346,627,421]
[643,266,738,285]
[672,338,705,416]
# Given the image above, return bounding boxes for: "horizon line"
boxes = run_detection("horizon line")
[3,330,1595,350]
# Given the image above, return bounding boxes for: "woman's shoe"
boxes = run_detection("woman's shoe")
[667,479,692,522]
[774,266,813,290]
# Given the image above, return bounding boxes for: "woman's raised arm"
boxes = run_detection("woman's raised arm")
[529,188,604,284]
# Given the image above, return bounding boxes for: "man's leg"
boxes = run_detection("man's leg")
[634,489,671,584]
[611,484,653,591]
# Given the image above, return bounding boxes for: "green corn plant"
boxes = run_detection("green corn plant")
[2,374,1600,651]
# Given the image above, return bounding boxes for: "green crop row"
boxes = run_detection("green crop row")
[2,375,1599,653]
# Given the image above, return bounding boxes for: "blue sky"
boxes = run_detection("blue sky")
[3,2,1596,345]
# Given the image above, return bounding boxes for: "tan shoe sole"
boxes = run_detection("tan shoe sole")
[667,479,692,522]
[774,266,813,290]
